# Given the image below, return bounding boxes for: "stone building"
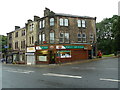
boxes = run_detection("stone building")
[7,26,26,64]
[7,8,97,64]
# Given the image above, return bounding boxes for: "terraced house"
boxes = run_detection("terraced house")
[7,8,97,64]
[7,26,26,64]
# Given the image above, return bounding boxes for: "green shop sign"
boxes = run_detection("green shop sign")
[36,46,48,50]
[64,46,84,49]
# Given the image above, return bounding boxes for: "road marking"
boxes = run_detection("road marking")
[100,78,120,82]
[5,69,34,74]
[43,73,82,79]
[72,67,96,70]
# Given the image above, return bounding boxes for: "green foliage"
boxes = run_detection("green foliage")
[96,15,118,55]
[0,35,7,53]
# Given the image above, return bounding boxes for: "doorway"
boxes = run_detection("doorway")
[49,50,55,64]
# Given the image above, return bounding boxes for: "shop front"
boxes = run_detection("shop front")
[35,44,92,64]
[26,47,36,65]
[35,45,49,64]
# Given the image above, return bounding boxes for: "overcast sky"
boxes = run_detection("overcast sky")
[0,0,119,35]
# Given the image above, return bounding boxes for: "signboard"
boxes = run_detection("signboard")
[25,53,34,55]
[56,45,84,49]
[27,47,35,52]
[36,46,48,50]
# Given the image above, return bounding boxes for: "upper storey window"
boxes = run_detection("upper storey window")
[60,18,64,26]
[21,30,25,36]
[77,20,81,27]
[77,19,86,28]
[59,18,69,26]
[50,18,54,26]
[29,23,34,31]
[82,20,86,28]
[15,32,18,37]
[40,20,45,29]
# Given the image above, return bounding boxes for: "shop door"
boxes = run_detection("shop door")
[27,55,35,65]
[88,50,92,59]
[49,51,55,64]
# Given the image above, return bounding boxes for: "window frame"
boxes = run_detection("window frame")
[78,33,82,42]
[50,18,54,26]
[82,33,87,42]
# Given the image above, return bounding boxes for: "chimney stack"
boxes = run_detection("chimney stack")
[34,16,40,21]
[15,26,20,30]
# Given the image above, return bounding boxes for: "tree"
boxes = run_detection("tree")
[96,15,118,55]
[0,35,7,53]
[112,16,120,54]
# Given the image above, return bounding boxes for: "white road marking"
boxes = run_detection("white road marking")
[43,73,82,79]
[4,69,34,74]
[100,78,120,82]
[72,67,96,70]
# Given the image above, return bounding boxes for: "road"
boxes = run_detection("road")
[1,57,119,89]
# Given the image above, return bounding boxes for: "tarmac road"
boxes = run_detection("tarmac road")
[1,57,119,89]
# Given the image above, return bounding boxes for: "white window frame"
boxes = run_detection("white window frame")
[42,33,45,41]
[50,31,55,43]
[64,32,69,43]
[39,21,42,28]
[64,19,68,26]
[82,20,86,28]
[82,33,87,42]
[77,20,82,27]
[60,18,64,26]
[78,33,82,42]
[43,20,45,28]
[50,18,54,26]
[59,32,64,43]
[39,34,42,42]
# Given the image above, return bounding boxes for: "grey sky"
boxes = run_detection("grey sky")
[0,0,119,35]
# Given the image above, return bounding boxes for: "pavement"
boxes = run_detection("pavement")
[2,56,117,68]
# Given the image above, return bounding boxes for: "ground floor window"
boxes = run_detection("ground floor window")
[36,50,48,61]
[38,56,47,61]
[57,50,71,58]
[20,54,25,61]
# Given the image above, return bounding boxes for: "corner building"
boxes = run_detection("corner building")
[7,8,97,64]
[26,8,97,64]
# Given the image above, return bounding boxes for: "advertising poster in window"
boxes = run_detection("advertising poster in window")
[39,56,47,61]
[57,50,71,58]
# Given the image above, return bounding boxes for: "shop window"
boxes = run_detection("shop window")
[50,31,55,43]
[57,50,71,58]
[50,18,54,26]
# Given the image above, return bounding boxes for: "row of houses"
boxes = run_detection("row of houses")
[6,8,97,65]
